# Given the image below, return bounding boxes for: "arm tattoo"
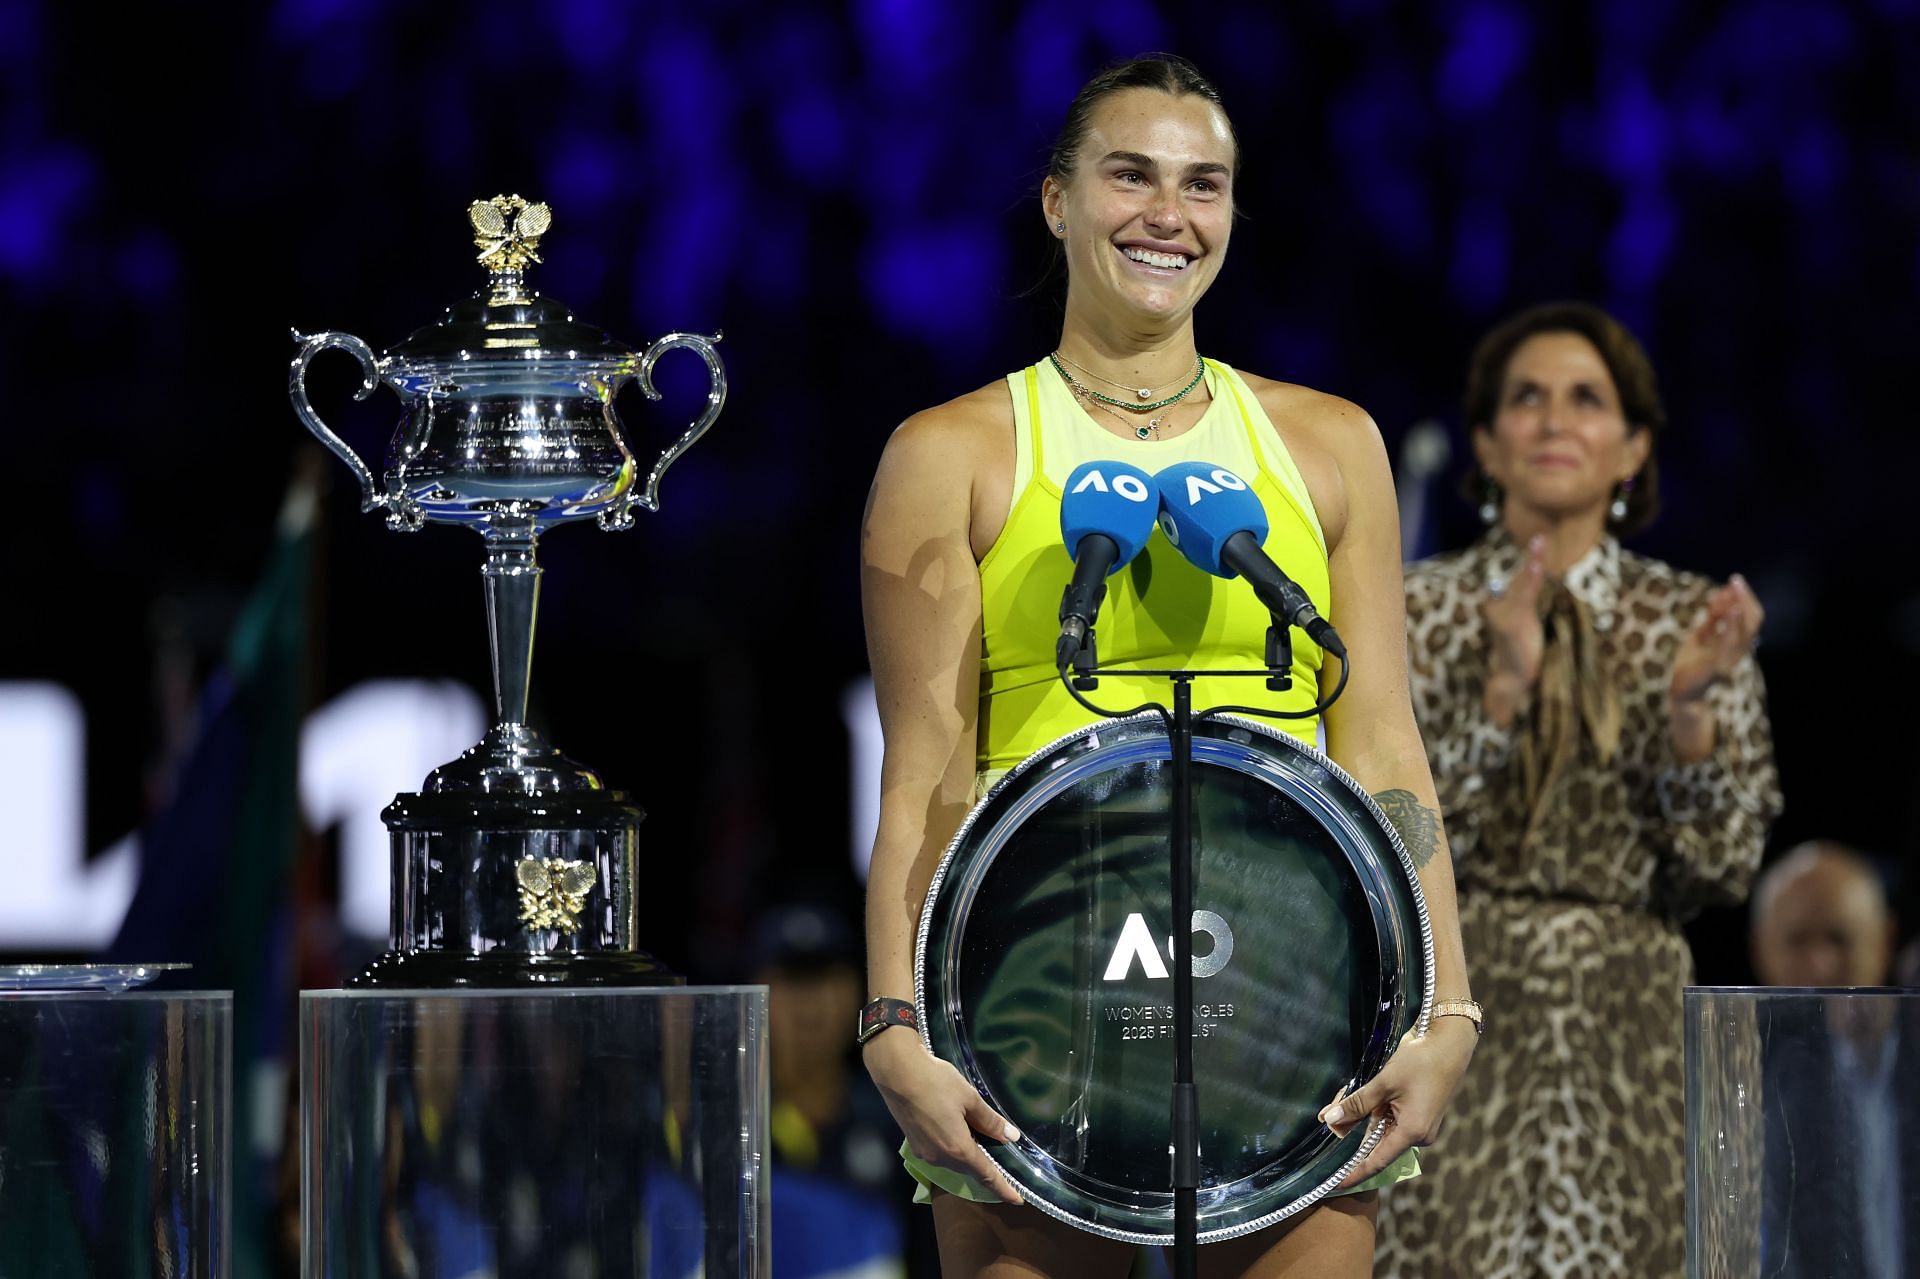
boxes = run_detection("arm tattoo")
[1373,789,1442,869]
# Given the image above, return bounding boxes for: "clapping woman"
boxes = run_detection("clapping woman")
[1379,302,1782,1278]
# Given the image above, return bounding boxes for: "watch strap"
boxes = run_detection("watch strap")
[1430,997,1484,1035]
[857,996,919,1045]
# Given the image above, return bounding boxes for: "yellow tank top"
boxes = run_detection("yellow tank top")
[977,358,1330,771]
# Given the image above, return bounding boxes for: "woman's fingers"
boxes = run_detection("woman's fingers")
[1697,576,1764,666]
[909,1127,1025,1205]
[1727,574,1765,642]
[1484,537,1548,685]
[964,1092,1022,1146]
[971,1157,1025,1205]
[1318,1077,1433,1188]
[907,1118,1025,1205]
[1338,1119,1411,1189]
[1491,538,1547,620]
[1705,575,1763,634]
[1511,536,1548,606]
[877,1052,1027,1206]
[1316,1020,1475,1189]
[1318,1083,1369,1138]
[959,1094,1025,1204]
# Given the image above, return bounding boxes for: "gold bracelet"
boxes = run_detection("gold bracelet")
[1430,998,1484,1035]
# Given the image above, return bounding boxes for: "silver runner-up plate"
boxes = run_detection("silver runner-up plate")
[915,712,1433,1244]
[0,963,190,993]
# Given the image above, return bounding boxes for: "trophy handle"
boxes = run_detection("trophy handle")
[289,329,387,514]
[603,330,726,528]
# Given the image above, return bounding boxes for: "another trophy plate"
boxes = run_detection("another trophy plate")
[916,713,1432,1243]
[0,963,189,993]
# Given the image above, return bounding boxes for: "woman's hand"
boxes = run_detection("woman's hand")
[864,1027,1025,1205]
[1669,574,1762,704]
[1319,1017,1477,1188]
[1481,533,1548,726]
[1667,574,1762,762]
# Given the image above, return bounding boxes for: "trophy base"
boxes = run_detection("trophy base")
[372,776,665,990]
[349,949,682,988]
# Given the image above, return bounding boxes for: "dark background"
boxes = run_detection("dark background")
[4,0,1918,979]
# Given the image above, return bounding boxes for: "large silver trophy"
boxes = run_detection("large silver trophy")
[290,194,723,985]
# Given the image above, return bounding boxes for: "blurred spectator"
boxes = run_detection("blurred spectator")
[751,902,910,1278]
[1749,841,1917,1279]
[1750,841,1897,988]
[1381,302,1780,1279]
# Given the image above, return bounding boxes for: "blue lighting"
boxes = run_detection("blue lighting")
[1599,76,1667,184]
[863,221,1002,351]
[855,0,956,91]
[773,92,852,187]
[1438,3,1530,116]
[1449,199,1509,311]
[1608,188,1677,293]
[117,230,180,304]
[553,0,633,72]
[0,145,95,285]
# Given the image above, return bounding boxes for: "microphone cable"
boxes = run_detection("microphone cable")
[1055,646,1350,728]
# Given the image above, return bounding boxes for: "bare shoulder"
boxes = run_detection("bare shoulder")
[885,380,1014,463]
[1233,370,1389,551]
[1236,370,1387,461]
[869,378,1017,560]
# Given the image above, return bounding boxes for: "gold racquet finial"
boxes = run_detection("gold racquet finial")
[468,194,552,273]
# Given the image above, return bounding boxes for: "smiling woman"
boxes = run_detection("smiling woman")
[858,55,1479,1278]
[1380,302,1782,1278]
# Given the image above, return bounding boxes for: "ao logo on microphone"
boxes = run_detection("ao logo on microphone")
[1070,466,1154,504]
[1102,909,1236,980]
[1156,467,1247,546]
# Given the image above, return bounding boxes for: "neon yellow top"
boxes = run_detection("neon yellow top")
[977,358,1330,771]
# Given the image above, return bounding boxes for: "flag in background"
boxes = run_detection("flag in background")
[107,466,319,1278]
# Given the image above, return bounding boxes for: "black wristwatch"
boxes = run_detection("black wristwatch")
[856,996,919,1046]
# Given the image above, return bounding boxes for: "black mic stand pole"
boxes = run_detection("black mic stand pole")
[1068,618,1295,1279]
[1168,671,1200,1279]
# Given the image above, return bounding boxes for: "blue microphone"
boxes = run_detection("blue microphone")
[1057,460,1159,670]
[1152,461,1346,659]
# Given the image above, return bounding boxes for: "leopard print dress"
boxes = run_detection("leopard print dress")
[1374,529,1782,1279]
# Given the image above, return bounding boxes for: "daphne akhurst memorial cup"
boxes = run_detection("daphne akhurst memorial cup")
[289,194,724,986]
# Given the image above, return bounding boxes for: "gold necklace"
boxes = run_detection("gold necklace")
[1052,348,1202,402]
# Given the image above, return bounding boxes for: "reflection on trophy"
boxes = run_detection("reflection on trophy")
[289,194,725,986]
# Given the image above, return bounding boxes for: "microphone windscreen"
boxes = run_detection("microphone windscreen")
[1060,460,1160,571]
[1151,461,1269,577]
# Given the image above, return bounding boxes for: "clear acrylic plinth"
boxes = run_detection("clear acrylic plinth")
[0,990,232,1277]
[302,985,768,1278]
[1685,987,1920,1278]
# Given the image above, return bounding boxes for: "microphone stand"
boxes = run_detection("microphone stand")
[1066,621,1324,1279]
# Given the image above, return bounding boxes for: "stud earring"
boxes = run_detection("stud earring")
[1478,477,1501,527]
[1056,220,1065,235]
[1609,476,1635,524]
